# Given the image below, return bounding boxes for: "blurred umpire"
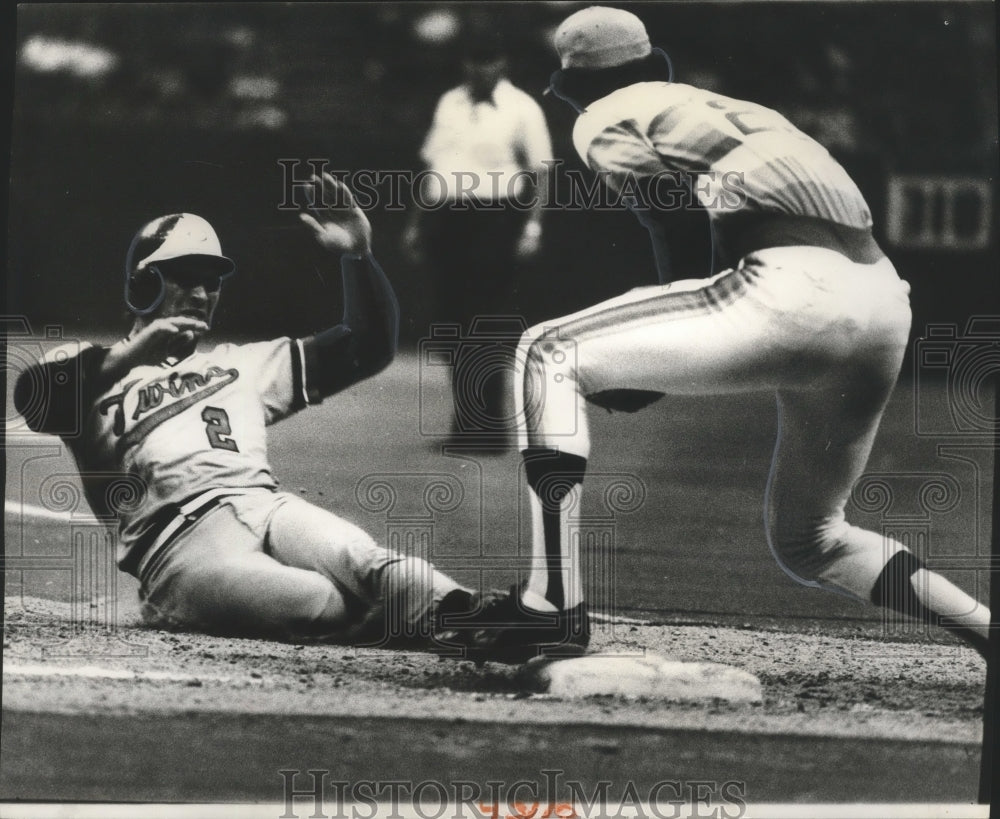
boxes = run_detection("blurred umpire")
[404,31,553,448]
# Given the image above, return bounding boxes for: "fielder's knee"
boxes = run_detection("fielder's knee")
[766,513,902,601]
[523,330,576,389]
[764,517,842,589]
[515,326,566,413]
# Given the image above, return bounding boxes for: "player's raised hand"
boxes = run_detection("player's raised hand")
[298,172,372,256]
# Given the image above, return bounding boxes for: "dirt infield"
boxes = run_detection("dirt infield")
[1,595,986,804]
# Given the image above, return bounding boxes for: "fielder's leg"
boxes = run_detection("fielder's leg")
[513,250,990,658]
[760,255,990,658]
[768,383,990,657]
[511,269,781,647]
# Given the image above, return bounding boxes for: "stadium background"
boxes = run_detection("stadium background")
[8,1,998,347]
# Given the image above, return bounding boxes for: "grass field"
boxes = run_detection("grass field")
[2,348,992,812]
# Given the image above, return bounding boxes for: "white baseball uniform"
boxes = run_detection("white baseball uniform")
[517,80,917,609]
[21,330,460,644]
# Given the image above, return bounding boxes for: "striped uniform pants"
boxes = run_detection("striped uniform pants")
[514,246,913,601]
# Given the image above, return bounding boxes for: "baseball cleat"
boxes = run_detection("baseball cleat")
[435,586,590,664]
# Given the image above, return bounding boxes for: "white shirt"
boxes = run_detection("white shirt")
[420,78,553,204]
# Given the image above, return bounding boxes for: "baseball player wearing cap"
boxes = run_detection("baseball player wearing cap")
[459,7,990,662]
[13,173,502,649]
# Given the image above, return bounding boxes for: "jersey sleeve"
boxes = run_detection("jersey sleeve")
[580,118,669,193]
[298,251,399,404]
[233,337,307,425]
[580,119,714,284]
[12,341,103,437]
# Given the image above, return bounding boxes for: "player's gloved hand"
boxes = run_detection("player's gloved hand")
[101,317,209,376]
[585,388,666,414]
[298,172,372,256]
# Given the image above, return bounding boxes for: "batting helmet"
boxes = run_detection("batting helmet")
[124,213,235,315]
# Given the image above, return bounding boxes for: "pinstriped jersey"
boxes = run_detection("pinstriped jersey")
[45,337,308,558]
[572,82,872,230]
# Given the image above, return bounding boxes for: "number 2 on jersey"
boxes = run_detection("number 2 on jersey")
[202,406,239,452]
[697,98,800,165]
[706,98,778,137]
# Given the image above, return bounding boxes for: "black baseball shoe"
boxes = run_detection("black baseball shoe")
[434,586,590,664]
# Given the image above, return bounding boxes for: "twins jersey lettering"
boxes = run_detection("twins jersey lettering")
[52,338,307,559]
[572,81,873,229]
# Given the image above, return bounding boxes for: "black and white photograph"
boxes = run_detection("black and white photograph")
[2,2,997,816]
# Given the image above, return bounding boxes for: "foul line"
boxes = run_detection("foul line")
[590,611,652,626]
[5,499,101,524]
[3,663,261,685]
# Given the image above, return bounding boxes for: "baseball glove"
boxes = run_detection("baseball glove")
[585,388,665,414]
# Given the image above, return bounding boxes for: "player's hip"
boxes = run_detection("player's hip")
[740,246,911,344]
[120,486,283,582]
[519,247,911,371]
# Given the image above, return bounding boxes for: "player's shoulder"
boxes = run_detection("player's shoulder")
[572,82,691,161]
[205,337,294,364]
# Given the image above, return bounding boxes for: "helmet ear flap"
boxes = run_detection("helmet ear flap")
[548,69,586,114]
[125,263,166,316]
[652,47,674,82]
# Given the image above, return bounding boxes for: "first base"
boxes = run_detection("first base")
[518,652,763,703]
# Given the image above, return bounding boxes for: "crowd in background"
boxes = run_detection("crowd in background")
[10,2,998,341]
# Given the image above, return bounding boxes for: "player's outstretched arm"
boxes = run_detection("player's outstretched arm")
[297,173,400,400]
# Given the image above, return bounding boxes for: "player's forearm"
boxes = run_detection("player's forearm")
[301,251,400,399]
[98,339,149,385]
[340,251,399,361]
[628,174,715,283]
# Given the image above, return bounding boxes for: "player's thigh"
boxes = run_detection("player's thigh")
[531,270,787,395]
[140,501,348,638]
[265,495,395,602]
[143,551,348,638]
[768,358,902,533]
[162,552,346,637]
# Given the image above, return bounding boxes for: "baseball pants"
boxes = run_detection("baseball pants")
[516,246,914,602]
[138,488,461,642]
